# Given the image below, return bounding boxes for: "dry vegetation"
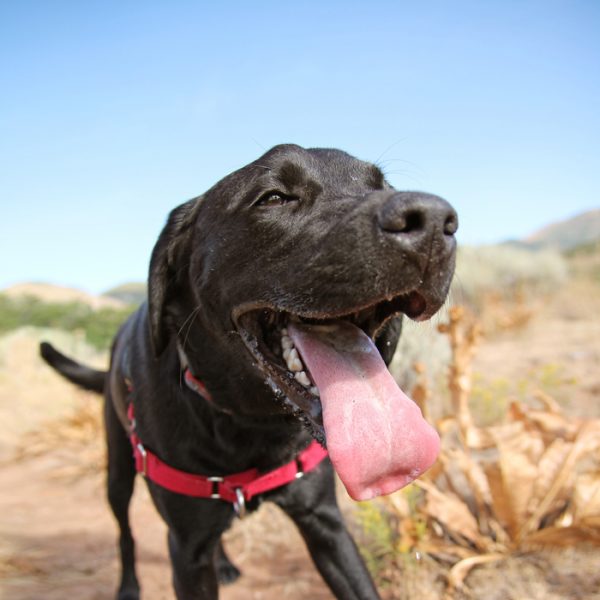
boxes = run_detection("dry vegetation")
[358,303,600,599]
[424,310,594,579]
[12,395,105,482]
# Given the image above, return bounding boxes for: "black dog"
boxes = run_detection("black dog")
[41,144,457,599]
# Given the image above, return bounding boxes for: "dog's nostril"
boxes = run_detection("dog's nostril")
[397,210,425,234]
[444,213,458,236]
[379,204,427,235]
[378,193,458,241]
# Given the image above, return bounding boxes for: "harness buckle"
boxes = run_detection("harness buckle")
[207,476,223,499]
[233,488,246,519]
[137,443,147,476]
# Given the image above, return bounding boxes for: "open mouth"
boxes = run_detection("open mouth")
[233,289,428,438]
[233,289,441,501]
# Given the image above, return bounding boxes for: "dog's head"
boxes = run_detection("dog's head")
[148,144,458,499]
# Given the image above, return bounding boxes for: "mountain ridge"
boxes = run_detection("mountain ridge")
[520,208,600,251]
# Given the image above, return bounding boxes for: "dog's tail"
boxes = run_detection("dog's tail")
[40,342,107,394]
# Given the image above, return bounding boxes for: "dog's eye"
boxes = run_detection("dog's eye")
[254,191,298,208]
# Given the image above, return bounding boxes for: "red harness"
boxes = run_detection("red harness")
[127,370,328,516]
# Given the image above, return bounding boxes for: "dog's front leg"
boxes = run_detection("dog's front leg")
[273,465,381,600]
[286,504,380,599]
[155,495,235,600]
[168,530,220,600]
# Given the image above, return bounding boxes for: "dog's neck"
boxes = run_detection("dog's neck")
[175,338,302,434]
[176,342,231,413]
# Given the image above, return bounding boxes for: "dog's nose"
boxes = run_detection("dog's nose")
[377,192,458,241]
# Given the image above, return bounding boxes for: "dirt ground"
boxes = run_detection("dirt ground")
[0,274,598,599]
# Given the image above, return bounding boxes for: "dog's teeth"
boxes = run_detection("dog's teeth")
[281,335,314,386]
[283,341,304,372]
[295,371,311,387]
[289,360,304,374]
[284,348,303,372]
[310,386,320,397]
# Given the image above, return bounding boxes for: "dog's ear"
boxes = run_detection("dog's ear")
[148,198,201,356]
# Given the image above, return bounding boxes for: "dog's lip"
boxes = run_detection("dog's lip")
[235,308,326,439]
[231,289,428,334]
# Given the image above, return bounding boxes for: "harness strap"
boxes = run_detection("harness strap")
[183,369,214,403]
[126,385,328,511]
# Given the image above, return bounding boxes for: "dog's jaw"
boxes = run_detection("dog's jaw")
[234,307,325,441]
[232,288,432,439]
[233,294,443,501]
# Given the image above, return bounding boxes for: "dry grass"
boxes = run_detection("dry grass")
[0,327,107,477]
[12,396,105,481]
[0,327,107,460]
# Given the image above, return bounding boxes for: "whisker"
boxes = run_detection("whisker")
[374,139,407,165]
[178,305,202,342]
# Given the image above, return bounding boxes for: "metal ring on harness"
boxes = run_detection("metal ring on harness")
[137,443,148,476]
[233,488,246,518]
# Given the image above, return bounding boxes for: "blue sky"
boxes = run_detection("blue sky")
[1,1,599,294]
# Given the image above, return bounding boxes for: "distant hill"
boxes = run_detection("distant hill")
[102,282,146,306]
[2,283,126,310]
[522,208,600,251]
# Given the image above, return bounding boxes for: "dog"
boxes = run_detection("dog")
[41,144,457,599]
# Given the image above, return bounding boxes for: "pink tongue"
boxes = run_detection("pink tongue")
[288,321,440,501]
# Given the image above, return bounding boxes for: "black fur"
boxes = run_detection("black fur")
[40,342,106,392]
[41,144,457,599]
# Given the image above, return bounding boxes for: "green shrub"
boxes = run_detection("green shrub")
[0,294,135,350]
